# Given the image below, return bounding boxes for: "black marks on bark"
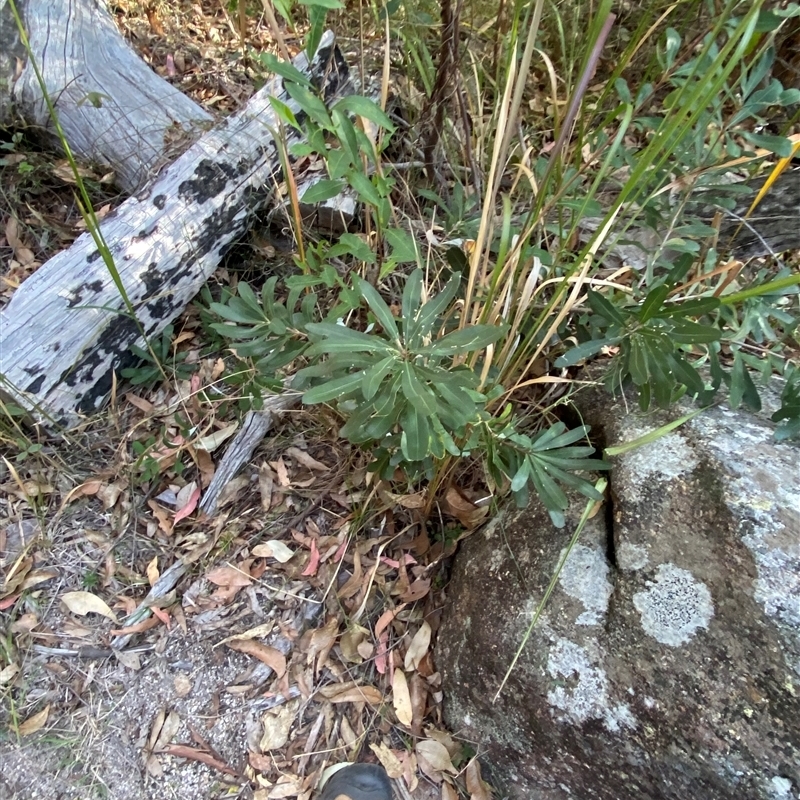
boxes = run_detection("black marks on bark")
[153,194,166,209]
[604,485,618,570]
[140,262,163,296]
[178,159,239,204]
[23,364,43,376]
[66,279,105,308]
[64,315,140,390]
[87,249,101,263]
[26,375,45,394]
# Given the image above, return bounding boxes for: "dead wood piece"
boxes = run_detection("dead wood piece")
[0,0,214,191]
[199,392,300,516]
[0,31,353,428]
[111,559,188,650]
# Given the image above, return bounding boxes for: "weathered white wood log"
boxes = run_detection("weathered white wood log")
[199,393,299,516]
[0,30,354,427]
[0,0,214,193]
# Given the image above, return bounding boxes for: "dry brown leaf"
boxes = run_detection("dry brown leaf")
[0,663,20,685]
[416,739,457,775]
[160,744,240,777]
[339,626,368,664]
[206,563,253,587]
[18,704,49,736]
[252,540,295,563]
[196,421,238,452]
[259,698,299,751]
[146,556,160,586]
[409,672,428,736]
[226,639,287,677]
[441,782,459,800]
[393,668,413,726]
[271,457,290,487]
[404,621,432,672]
[465,758,492,800]
[369,742,404,779]
[146,499,173,534]
[300,616,338,671]
[20,568,57,591]
[399,577,431,603]
[316,683,383,705]
[267,776,304,798]
[443,487,489,529]
[286,446,329,472]
[375,603,406,638]
[61,591,118,621]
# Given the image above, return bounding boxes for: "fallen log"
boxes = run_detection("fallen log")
[0,0,214,193]
[0,29,355,427]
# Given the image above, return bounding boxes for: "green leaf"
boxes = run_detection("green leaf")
[356,277,400,341]
[304,322,397,355]
[258,53,313,88]
[587,288,627,327]
[655,296,721,318]
[361,356,395,400]
[740,131,794,158]
[401,363,438,415]
[669,319,722,343]
[555,336,620,368]
[347,169,383,206]
[384,227,419,264]
[730,352,761,410]
[402,270,423,331]
[298,0,343,8]
[418,324,505,356]
[400,407,431,462]
[628,335,650,386]
[268,96,302,130]
[409,273,461,345]
[638,285,670,322]
[301,179,345,204]
[302,372,364,404]
[329,232,376,263]
[285,82,332,129]
[331,108,361,166]
[332,95,396,132]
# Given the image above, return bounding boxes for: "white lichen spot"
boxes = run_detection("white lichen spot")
[546,638,636,732]
[558,545,612,626]
[742,539,800,629]
[617,541,649,571]
[615,424,698,502]
[768,775,795,800]
[633,564,714,646]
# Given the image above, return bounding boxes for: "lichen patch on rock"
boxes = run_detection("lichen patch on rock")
[632,563,714,646]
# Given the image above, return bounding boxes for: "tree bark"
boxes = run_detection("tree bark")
[0,26,354,427]
[0,0,214,193]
